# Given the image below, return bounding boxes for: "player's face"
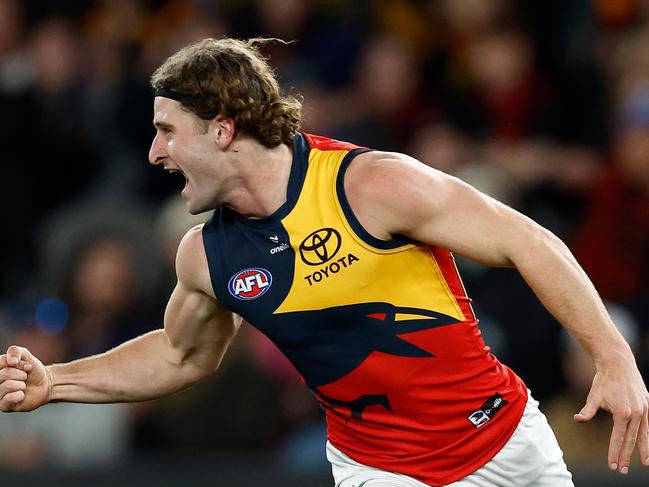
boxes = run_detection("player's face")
[149,97,225,214]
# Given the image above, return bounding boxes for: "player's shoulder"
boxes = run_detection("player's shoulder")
[345,150,450,201]
[342,150,463,239]
[177,224,205,255]
[175,224,212,294]
[348,149,444,177]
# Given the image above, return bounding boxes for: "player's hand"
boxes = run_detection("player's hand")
[0,346,51,412]
[573,350,649,474]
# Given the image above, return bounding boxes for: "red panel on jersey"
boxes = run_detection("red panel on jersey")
[303,133,363,151]
[320,246,528,485]
[429,246,477,324]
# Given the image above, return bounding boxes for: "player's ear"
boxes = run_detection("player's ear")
[212,114,236,149]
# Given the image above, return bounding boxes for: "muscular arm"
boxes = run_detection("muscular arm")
[1,225,239,408]
[347,152,624,358]
[345,151,649,473]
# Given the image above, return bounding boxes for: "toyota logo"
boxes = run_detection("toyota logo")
[299,228,342,265]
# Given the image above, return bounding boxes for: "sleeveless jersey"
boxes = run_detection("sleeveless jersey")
[202,133,528,486]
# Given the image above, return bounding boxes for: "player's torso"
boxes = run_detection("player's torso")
[202,133,527,486]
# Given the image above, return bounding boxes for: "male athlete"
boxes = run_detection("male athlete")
[1,38,648,486]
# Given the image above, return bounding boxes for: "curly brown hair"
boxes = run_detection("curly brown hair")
[150,38,302,148]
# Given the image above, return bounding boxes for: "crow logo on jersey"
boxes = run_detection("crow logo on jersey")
[272,302,462,419]
[276,302,461,388]
[228,268,273,300]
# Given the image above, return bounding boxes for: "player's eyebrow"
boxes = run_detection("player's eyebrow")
[153,121,173,130]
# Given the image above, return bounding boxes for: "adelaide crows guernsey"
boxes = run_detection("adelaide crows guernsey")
[202,133,528,485]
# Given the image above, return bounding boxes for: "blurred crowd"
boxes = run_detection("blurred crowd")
[0,0,648,475]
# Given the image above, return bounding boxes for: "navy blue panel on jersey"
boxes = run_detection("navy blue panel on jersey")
[202,133,310,318]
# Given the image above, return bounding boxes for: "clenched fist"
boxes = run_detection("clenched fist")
[0,346,51,412]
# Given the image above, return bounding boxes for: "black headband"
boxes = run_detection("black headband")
[154,88,195,104]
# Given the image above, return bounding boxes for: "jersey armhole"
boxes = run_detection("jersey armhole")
[201,212,232,308]
[335,149,416,250]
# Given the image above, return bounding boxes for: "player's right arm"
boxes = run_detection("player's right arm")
[0,225,240,412]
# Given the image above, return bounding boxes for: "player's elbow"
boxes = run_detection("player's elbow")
[536,225,570,257]
[177,336,235,385]
[507,219,569,266]
[163,352,216,390]
[160,339,215,388]
[180,357,220,386]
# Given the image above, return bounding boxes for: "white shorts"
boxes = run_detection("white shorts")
[326,393,574,487]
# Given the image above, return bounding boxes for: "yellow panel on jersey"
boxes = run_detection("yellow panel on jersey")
[276,146,465,323]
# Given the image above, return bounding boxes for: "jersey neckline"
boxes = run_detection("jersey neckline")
[230,132,309,229]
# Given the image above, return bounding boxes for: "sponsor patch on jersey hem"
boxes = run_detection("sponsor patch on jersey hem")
[467,393,507,428]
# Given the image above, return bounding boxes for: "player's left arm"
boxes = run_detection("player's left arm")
[345,150,649,474]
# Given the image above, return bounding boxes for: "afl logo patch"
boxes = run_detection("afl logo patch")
[228,268,272,300]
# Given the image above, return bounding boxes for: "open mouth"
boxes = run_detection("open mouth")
[166,168,188,191]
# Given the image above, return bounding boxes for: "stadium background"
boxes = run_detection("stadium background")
[0,0,648,485]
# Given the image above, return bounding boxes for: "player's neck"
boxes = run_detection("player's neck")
[224,138,293,219]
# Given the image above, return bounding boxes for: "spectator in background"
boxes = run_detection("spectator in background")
[224,0,362,89]
[407,122,474,176]
[26,16,100,208]
[38,203,163,357]
[0,0,28,91]
[571,83,649,385]
[572,85,649,312]
[461,29,555,140]
[0,15,101,295]
[0,0,36,295]
[337,33,435,150]
[0,202,162,470]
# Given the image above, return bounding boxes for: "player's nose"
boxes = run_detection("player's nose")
[149,133,167,166]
